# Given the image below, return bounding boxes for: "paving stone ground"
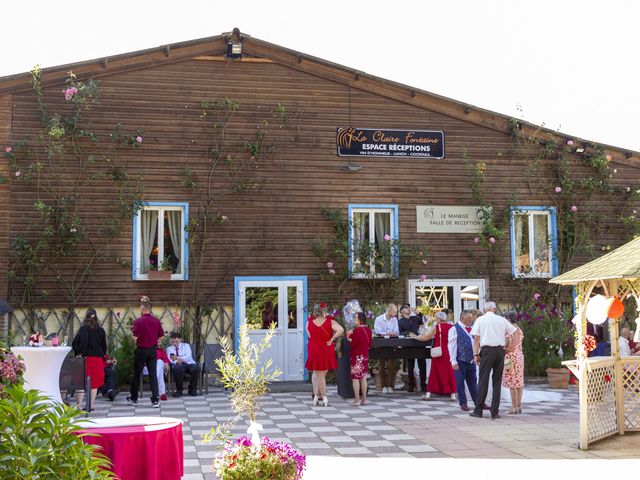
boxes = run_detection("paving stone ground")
[86,384,640,479]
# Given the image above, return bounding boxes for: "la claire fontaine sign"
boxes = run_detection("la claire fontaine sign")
[336,127,445,158]
[416,206,482,233]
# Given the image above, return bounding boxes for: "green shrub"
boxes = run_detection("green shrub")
[112,332,136,386]
[0,385,114,479]
[515,299,574,376]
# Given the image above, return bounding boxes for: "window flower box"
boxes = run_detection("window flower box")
[148,270,172,281]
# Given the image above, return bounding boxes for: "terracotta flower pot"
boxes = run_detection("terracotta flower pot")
[148,270,172,280]
[546,367,570,389]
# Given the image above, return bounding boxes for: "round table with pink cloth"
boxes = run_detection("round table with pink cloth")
[76,416,184,480]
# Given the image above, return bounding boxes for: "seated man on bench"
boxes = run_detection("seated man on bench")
[167,332,200,397]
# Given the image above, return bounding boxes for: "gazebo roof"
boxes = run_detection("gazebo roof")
[550,236,640,285]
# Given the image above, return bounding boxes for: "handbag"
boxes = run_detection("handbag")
[430,325,443,358]
[504,356,513,370]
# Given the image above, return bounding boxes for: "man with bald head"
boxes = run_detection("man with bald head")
[469,301,516,420]
[618,327,640,356]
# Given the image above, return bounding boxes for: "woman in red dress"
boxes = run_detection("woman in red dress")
[348,312,372,406]
[420,311,457,401]
[72,308,107,411]
[305,304,344,407]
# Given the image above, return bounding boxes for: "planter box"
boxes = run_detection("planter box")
[546,367,570,389]
[148,270,172,281]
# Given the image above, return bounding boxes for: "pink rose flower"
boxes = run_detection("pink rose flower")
[64,87,78,101]
[14,171,20,177]
[420,274,427,281]
[566,140,573,146]
[383,234,391,241]
[473,237,480,244]
[533,293,542,300]
[135,136,143,143]
[571,205,578,212]
[4,146,11,153]
[489,237,496,244]
[326,261,334,269]
[555,186,562,193]
[606,155,612,161]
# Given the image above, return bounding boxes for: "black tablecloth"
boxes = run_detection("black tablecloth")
[336,337,432,398]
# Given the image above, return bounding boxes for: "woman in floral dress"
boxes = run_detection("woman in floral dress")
[503,320,524,414]
[348,312,373,406]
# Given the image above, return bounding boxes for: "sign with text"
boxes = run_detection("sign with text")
[417,206,483,233]
[336,127,445,158]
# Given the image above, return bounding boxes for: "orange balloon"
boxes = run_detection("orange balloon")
[608,296,624,319]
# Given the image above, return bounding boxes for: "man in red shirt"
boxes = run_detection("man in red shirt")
[126,299,165,407]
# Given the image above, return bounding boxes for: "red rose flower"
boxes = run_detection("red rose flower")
[604,374,611,383]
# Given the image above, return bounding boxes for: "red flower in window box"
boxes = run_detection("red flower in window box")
[604,374,611,383]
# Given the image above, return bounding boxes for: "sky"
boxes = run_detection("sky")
[2,0,638,152]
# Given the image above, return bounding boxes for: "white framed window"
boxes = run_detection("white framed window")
[510,206,558,278]
[348,204,398,278]
[132,202,189,280]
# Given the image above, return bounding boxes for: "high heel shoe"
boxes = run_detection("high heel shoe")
[312,395,320,406]
[322,396,329,407]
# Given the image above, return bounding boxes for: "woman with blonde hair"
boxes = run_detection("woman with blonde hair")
[503,315,525,414]
[305,303,344,406]
[419,311,457,401]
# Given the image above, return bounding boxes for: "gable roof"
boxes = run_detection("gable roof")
[1,28,638,164]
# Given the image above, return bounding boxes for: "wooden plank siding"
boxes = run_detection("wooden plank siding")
[5,55,639,309]
[0,95,11,300]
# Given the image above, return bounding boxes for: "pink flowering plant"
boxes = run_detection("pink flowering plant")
[214,435,305,480]
[510,289,575,375]
[0,344,25,397]
[5,66,146,326]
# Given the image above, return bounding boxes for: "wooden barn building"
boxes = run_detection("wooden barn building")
[1,28,638,380]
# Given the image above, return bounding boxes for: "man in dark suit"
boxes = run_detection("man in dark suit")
[398,305,427,393]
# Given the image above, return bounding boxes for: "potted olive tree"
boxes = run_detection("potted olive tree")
[205,323,306,480]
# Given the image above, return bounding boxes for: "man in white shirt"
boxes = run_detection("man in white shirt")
[448,310,478,411]
[167,332,201,397]
[619,328,631,356]
[374,304,399,393]
[469,301,516,420]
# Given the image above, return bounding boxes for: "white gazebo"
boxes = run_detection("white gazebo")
[550,238,640,449]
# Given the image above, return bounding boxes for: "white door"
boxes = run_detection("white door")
[235,277,307,381]
[407,278,486,321]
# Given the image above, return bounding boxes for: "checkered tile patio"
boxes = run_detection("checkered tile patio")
[87,385,639,479]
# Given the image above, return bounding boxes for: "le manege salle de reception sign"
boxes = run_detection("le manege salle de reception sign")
[336,127,445,158]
